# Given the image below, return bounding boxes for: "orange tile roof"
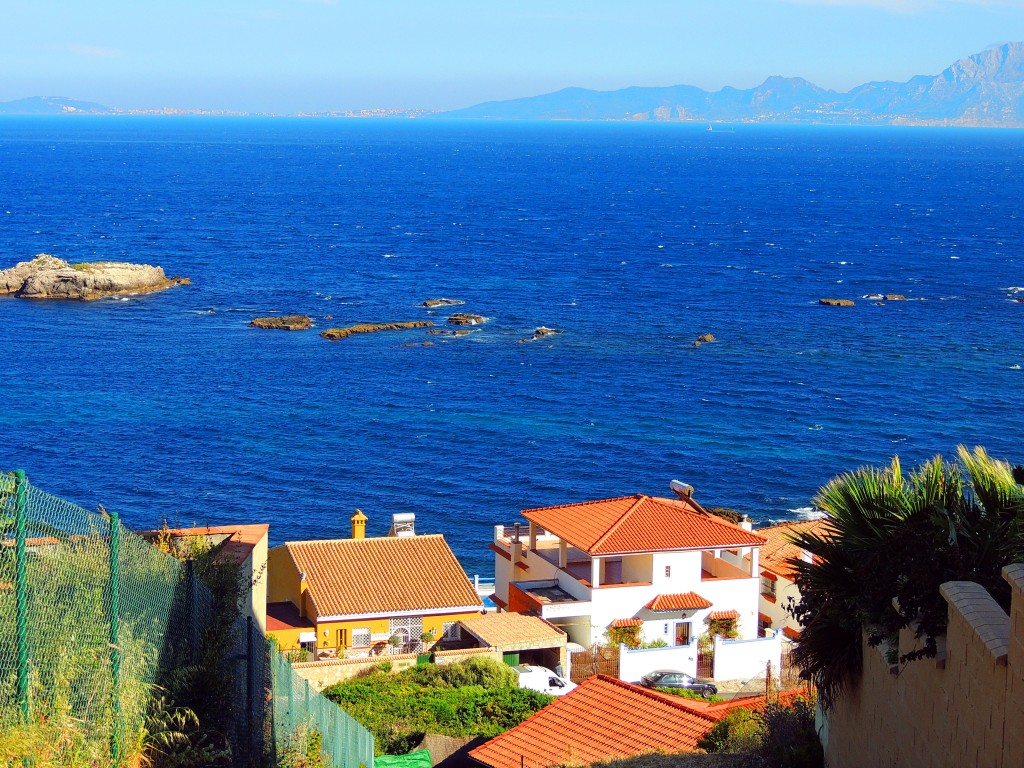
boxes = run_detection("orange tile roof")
[468,675,719,768]
[708,610,740,620]
[521,495,766,556]
[278,534,482,619]
[756,519,831,581]
[459,613,566,648]
[644,592,713,611]
[610,618,644,628]
[655,688,807,722]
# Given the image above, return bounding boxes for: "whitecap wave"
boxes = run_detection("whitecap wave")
[789,506,826,520]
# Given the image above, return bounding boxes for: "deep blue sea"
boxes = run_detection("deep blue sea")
[2,117,1023,576]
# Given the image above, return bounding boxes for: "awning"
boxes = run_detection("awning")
[783,626,801,639]
[644,591,713,611]
[758,612,773,626]
[298,631,317,643]
[610,618,643,628]
[761,571,778,581]
[708,610,741,621]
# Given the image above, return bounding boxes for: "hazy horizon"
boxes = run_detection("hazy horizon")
[4,1,1024,113]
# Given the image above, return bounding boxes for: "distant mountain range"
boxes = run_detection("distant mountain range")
[442,43,1024,126]
[5,44,1024,125]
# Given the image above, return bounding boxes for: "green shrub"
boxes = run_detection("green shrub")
[323,658,550,755]
[654,687,722,703]
[757,696,822,768]
[696,708,761,753]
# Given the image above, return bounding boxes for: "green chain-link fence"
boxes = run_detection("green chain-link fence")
[264,634,375,767]
[0,471,374,768]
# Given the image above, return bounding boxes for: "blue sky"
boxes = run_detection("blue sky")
[3,0,1023,112]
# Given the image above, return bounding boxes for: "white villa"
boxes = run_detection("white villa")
[755,518,830,639]
[491,492,768,648]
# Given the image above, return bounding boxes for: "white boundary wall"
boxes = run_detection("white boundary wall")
[713,632,782,681]
[618,641,698,683]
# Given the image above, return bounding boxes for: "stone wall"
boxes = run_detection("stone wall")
[292,646,502,691]
[824,563,1024,768]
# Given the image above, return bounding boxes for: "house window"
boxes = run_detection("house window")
[443,621,461,641]
[337,628,348,648]
[665,565,671,577]
[351,628,371,648]
[760,576,777,599]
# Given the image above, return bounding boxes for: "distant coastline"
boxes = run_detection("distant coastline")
[4,43,1023,127]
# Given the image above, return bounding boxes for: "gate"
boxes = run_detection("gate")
[569,643,620,682]
[697,649,714,679]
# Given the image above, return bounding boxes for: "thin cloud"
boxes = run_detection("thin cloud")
[68,44,123,59]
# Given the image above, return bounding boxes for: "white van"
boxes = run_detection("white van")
[513,665,577,696]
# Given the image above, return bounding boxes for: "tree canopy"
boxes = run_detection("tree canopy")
[788,445,1024,709]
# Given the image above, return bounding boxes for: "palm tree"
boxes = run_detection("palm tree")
[788,445,1024,709]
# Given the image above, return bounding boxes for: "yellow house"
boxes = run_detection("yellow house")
[266,510,483,657]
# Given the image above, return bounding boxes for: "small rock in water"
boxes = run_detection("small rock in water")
[320,321,434,340]
[422,298,465,308]
[697,333,715,343]
[519,326,562,343]
[250,315,312,331]
[884,294,907,301]
[448,313,485,326]
[819,298,855,307]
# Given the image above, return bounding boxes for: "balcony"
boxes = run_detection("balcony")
[509,579,593,620]
[494,524,653,589]
[701,551,755,581]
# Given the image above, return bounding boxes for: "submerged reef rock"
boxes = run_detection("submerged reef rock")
[518,327,562,343]
[0,254,189,300]
[885,294,907,301]
[422,298,465,308]
[319,321,434,340]
[819,298,855,307]
[447,313,485,326]
[250,315,312,331]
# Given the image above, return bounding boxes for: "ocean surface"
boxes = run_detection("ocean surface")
[2,117,1023,577]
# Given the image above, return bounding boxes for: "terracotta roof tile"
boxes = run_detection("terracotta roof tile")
[757,519,831,581]
[468,675,718,768]
[459,613,566,648]
[521,495,766,556]
[657,688,808,722]
[610,618,644,628]
[708,610,740,620]
[644,592,713,611]
[278,534,482,618]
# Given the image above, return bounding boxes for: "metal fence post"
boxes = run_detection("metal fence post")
[13,470,29,721]
[109,510,122,766]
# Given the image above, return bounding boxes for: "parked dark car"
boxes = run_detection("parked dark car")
[639,669,718,697]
